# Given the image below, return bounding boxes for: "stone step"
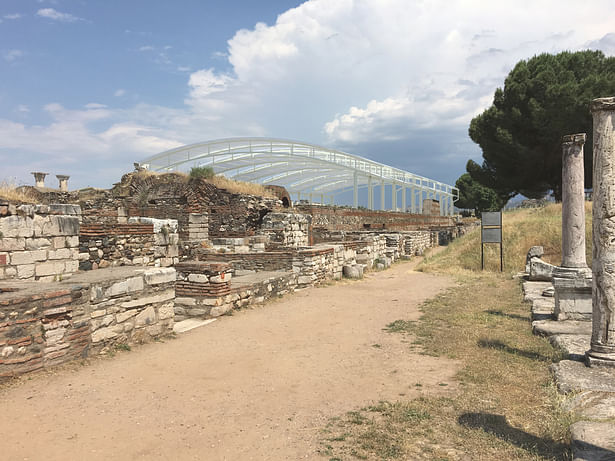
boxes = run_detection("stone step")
[173,318,217,334]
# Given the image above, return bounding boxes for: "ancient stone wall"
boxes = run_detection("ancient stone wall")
[403,231,432,256]
[79,219,179,270]
[296,205,453,232]
[195,251,295,272]
[0,204,81,281]
[0,267,176,379]
[260,212,311,248]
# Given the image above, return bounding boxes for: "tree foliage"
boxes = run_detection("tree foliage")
[468,50,615,201]
[455,171,504,215]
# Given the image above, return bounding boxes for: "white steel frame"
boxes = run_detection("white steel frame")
[138,137,458,215]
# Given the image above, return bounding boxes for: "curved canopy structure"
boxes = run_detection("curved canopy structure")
[138,137,458,215]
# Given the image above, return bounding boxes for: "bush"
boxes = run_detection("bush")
[189,166,215,180]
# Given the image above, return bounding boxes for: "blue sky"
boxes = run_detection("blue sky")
[1,0,615,191]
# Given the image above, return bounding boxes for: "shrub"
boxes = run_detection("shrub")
[189,166,215,180]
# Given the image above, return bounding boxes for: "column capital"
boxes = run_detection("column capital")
[562,133,586,145]
[590,97,615,112]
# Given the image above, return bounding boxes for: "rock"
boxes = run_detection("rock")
[529,258,556,281]
[550,334,590,361]
[542,287,555,297]
[526,245,544,264]
[342,265,363,279]
[551,360,615,394]
[570,421,615,461]
[533,320,592,337]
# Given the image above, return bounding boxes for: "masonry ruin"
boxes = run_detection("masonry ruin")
[0,169,467,379]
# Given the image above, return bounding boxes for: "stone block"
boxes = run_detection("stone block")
[120,290,174,309]
[144,267,176,285]
[116,310,139,323]
[104,276,144,298]
[0,215,34,238]
[158,302,175,320]
[91,326,119,343]
[553,276,592,321]
[65,236,79,248]
[9,251,35,265]
[188,273,209,283]
[39,215,79,237]
[35,261,65,277]
[210,272,232,283]
[529,258,556,281]
[134,306,156,327]
[48,248,72,260]
[25,238,52,250]
[0,237,25,251]
[209,304,232,317]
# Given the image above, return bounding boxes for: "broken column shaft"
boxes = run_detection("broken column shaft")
[561,133,588,269]
[31,172,48,188]
[587,97,615,366]
[56,175,70,192]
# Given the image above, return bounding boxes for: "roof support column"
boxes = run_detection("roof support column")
[309,193,313,204]
[449,195,454,216]
[381,180,385,211]
[368,176,373,210]
[410,185,415,213]
[402,185,406,213]
[353,171,358,209]
[417,186,423,214]
[392,183,397,211]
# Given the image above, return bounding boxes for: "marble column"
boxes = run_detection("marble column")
[56,175,70,192]
[587,97,615,366]
[31,172,48,188]
[561,133,588,269]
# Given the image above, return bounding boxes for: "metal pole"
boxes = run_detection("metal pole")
[402,185,406,212]
[381,180,385,211]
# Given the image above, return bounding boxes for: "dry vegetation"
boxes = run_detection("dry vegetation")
[0,180,36,203]
[319,204,576,460]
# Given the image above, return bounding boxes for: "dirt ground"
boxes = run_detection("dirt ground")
[0,258,459,460]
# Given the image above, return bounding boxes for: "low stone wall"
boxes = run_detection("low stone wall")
[0,267,176,379]
[260,212,311,248]
[403,231,432,256]
[0,204,81,281]
[195,251,295,272]
[174,261,234,319]
[79,219,179,270]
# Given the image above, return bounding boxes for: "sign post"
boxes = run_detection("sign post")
[481,211,503,271]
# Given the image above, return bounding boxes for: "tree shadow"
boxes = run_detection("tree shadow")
[486,309,530,322]
[477,338,551,362]
[458,412,566,458]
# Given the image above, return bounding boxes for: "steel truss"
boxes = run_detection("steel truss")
[138,137,458,215]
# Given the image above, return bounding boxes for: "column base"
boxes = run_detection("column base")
[553,272,592,321]
[552,265,591,279]
[586,350,615,368]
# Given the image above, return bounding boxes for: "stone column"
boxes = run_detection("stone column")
[587,97,615,366]
[561,133,588,268]
[31,172,48,188]
[56,175,70,192]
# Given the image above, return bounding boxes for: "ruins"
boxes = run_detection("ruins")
[0,169,465,378]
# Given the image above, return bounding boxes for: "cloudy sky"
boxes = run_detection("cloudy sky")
[1,0,614,191]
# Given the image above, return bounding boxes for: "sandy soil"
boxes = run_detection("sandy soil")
[0,258,459,460]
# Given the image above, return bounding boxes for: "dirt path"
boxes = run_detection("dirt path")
[0,259,459,460]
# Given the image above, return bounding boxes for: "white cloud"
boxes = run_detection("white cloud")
[3,49,24,62]
[36,8,83,23]
[16,105,29,113]
[4,0,615,188]
[3,14,22,20]
[114,89,126,97]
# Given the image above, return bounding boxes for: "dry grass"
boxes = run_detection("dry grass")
[0,180,36,203]
[320,275,571,460]
[420,203,592,275]
[208,175,276,198]
[319,206,576,460]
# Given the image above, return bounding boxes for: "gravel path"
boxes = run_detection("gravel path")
[0,258,458,460]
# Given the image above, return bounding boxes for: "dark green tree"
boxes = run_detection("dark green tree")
[455,171,504,215]
[469,50,615,201]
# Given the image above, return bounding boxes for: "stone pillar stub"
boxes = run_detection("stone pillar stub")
[31,172,48,188]
[560,133,588,269]
[587,97,615,366]
[56,175,70,192]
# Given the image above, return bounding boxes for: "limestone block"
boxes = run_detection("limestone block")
[91,326,119,343]
[104,276,144,298]
[51,237,67,249]
[39,215,79,237]
[25,238,52,250]
[188,273,209,283]
[209,304,232,317]
[158,302,175,320]
[0,215,34,238]
[0,237,25,251]
[144,267,176,285]
[65,236,79,248]
[120,290,174,309]
[554,276,592,321]
[35,261,65,277]
[48,204,81,216]
[64,260,79,274]
[175,297,196,306]
[134,306,156,327]
[210,272,232,283]
[116,309,139,323]
[529,258,556,281]
[91,309,106,318]
[48,248,72,260]
[343,265,363,279]
[78,252,90,261]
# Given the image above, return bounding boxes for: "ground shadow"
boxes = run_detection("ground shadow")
[459,412,615,460]
[458,412,567,458]
[486,309,530,322]
[477,338,551,362]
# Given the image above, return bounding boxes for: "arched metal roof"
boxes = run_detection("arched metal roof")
[138,137,458,215]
